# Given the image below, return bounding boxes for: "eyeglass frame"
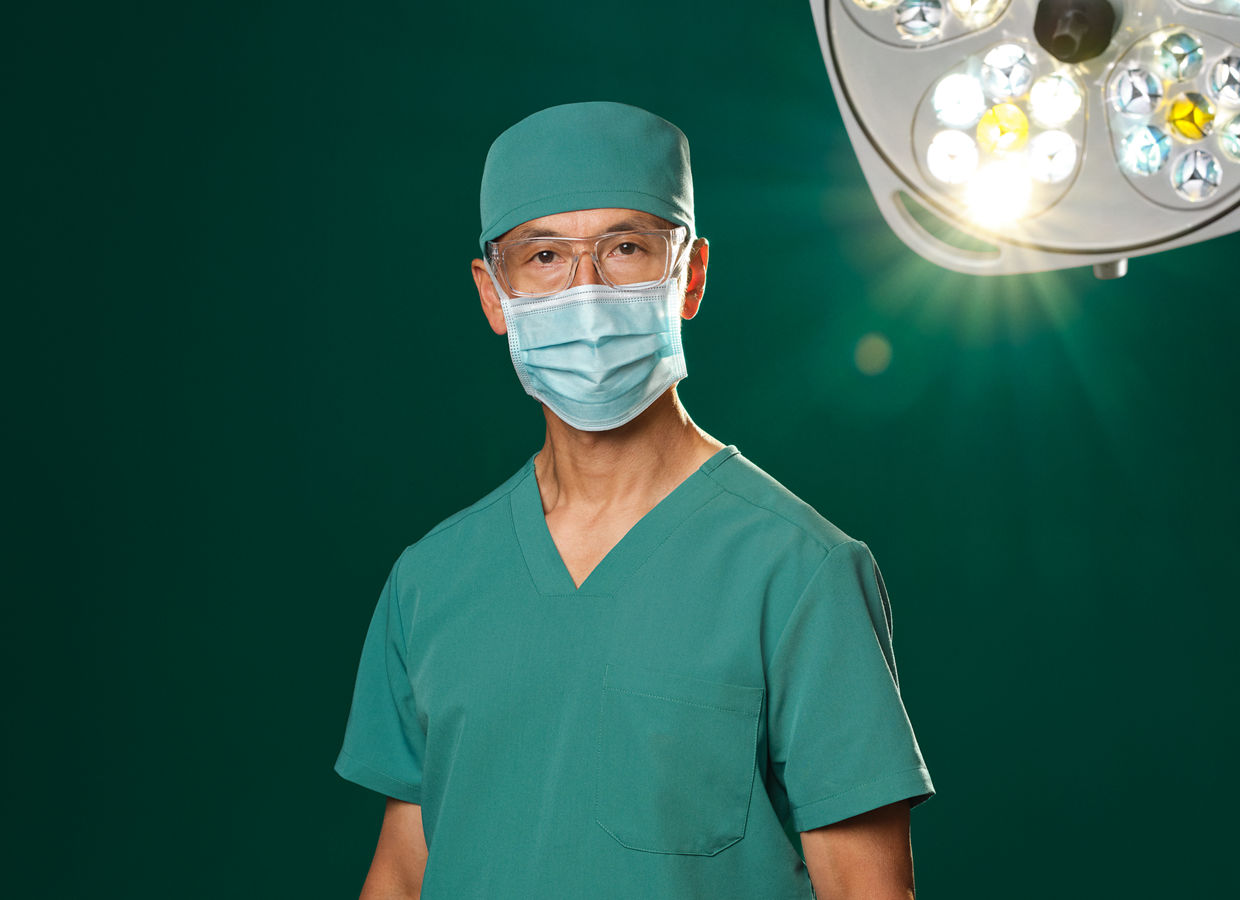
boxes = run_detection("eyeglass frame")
[485,225,692,298]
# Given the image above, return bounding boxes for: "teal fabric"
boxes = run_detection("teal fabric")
[336,446,934,898]
[478,101,694,251]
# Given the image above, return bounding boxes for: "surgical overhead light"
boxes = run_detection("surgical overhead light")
[810,0,1240,276]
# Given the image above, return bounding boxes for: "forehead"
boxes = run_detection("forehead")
[501,208,674,241]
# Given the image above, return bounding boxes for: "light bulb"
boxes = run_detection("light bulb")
[977,103,1029,153]
[1027,131,1078,183]
[926,130,980,183]
[981,44,1035,100]
[1029,73,1082,127]
[933,74,987,127]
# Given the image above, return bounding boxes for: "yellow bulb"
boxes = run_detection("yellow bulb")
[1167,93,1215,141]
[976,103,1029,154]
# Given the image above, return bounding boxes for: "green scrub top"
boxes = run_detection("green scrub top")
[336,446,933,898]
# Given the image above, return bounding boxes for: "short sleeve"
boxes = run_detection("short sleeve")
[334,556,425,803]
[767,540,934,833]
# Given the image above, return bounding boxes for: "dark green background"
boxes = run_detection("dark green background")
[14,1,1238,896]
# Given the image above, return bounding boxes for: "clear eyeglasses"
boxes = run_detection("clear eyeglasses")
[486,226,689,297]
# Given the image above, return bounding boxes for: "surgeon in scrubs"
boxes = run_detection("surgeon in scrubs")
[336,101,934,899]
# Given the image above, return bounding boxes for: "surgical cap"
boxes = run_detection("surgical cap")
[478,101,694,252]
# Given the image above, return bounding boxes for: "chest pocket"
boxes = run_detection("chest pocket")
[594,664,764,856]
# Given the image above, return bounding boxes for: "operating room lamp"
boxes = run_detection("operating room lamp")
[810,0,1240,276]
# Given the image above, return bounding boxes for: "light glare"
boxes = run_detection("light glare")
[965,163,1032,226]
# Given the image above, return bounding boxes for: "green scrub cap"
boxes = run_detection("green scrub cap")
[479,101,694,252]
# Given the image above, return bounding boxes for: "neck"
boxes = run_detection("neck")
[533,388,723,515]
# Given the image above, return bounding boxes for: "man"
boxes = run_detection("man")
[336,101,934,899]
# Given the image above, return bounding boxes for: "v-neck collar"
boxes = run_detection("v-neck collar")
[510,445,739,596]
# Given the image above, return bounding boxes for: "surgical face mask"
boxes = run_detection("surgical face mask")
[490,267,688,432]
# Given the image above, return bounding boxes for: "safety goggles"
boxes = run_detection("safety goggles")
[486,226,689,298]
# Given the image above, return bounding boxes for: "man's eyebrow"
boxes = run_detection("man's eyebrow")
[504,215,675,242]
[506,226,564,240]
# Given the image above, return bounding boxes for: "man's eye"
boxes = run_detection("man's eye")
[533,250,560,265]
[607,240,647,257]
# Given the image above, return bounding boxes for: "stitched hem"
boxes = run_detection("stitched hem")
[334,750,423,805]
[790,766,934,833]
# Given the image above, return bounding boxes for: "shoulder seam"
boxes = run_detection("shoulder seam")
[702,467,853,555]
[409,465,532,550]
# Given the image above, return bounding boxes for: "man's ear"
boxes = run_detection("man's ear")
[681,238,709,320]
[471,259,508,335]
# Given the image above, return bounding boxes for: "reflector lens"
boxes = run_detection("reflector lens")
[1209,56,1240,107]
[1119,125,1172,175]
[981,44,1035,100]
[947,0,1003,24]
[894,0,943,42]
[1158,33,1205,81]
[1171,149,1222,199]
[1220,115,1240,161]
[1112,68,1164,117]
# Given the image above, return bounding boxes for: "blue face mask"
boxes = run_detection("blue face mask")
[493,274,688,432]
